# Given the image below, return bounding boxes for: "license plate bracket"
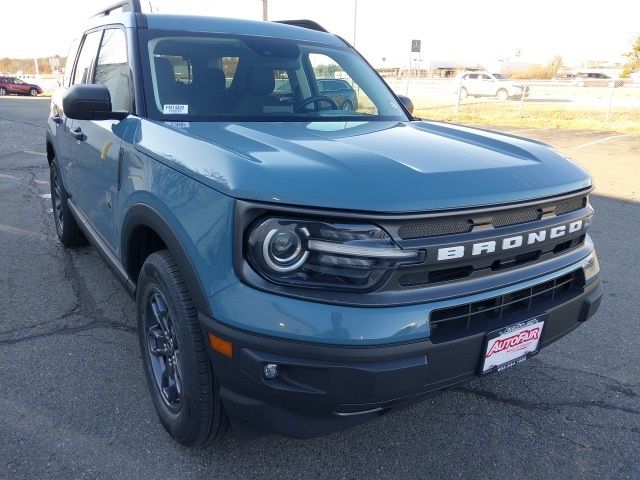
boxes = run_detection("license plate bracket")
[481,318,545,375]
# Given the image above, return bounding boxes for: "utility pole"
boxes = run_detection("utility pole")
[34,58,39,76]
[262,0,268,21]
[353,0,358,46]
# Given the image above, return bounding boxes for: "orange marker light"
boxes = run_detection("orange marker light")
[208,334,233,357]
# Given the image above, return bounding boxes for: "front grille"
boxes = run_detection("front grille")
[397,195,586,240]
[491,207,540,227]
[398,218,472,239]
[429,271,580,342]
[555,196,587,216]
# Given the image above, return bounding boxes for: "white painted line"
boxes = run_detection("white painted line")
[0,173,18,180]
[563,134,629,150]
[34,180,49,185]
[39,193,51,199]
[23,150,47,156]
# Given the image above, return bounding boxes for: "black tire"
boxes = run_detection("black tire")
[0,87,6,96]
[49,159,86,247]
[137,250,228,447]
[30,88,38,96]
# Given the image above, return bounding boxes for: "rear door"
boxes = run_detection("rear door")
[67,27,132,249]
[479,74,495,96]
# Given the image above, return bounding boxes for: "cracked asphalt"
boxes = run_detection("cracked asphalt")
[1,97,639,480]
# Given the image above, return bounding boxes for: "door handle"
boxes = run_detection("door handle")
[52,114,63,125]
[70,126,86,141]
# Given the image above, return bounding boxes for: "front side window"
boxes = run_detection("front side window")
[94,28,131,111]
[141,32,407,121]
[73,31,102,85]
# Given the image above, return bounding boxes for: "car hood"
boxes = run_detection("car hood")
[135,119,591,213]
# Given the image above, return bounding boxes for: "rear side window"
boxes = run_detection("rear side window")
[73,31,102,85]
[221,57,238,88]
[95,28,131,111]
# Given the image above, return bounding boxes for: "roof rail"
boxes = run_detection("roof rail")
[275,20,329,33]
[93,0,142,17]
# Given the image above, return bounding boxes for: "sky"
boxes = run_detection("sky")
[2,0,638,68]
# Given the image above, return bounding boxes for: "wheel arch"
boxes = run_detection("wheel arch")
[121,203,212,316]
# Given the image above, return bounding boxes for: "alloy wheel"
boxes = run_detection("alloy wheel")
[146,289,183,411]
[51,169,64,234]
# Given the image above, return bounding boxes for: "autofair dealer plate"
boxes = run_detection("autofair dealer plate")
[481,319,545,374]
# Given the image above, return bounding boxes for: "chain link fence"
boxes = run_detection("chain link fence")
[385,76,640,132]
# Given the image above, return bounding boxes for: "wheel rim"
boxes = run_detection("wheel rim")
[30,89,37,96]
[342,102,353,111]
[52,169,64,234]
[0,88,5,95]
[146,289,182,412]
[497,90,508,101]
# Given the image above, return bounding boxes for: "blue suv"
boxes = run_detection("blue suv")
[46,0,602,446]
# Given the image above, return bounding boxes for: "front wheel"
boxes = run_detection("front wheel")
[137,250,228,446]
[30,88,38,96]
[341,100,353,111]
[496,89,509,101]
[49,159,86,247]
[0,87,6,96]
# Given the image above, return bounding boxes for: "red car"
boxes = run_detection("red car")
[0,76,42,96]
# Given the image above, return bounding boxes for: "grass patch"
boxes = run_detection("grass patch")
[414,102,640,134]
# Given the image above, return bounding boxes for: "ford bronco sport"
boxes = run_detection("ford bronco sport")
[46,0,602,445]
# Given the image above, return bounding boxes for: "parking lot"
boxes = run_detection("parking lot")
[1,97,639,479]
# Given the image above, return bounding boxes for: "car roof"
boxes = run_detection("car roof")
[85,11,345,47]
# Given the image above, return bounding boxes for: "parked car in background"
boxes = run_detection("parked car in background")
[454,71,527,101]
[316,78,358,110]
[573,72,623,87]
[0,76,42,96]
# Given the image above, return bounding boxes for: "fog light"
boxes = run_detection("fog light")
[263,363,280,379]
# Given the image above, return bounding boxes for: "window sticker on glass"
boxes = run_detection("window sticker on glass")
[163,104,189,114]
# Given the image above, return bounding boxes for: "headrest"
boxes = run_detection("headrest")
[208,67,226,91]
[246,68,275,96]
[155,58,176,92]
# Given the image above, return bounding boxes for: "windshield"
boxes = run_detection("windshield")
[141,32,408,121]
[492,73,507,80]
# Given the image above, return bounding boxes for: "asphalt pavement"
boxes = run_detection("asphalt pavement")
[0,97,639,480]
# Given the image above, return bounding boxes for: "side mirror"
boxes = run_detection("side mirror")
[397,95,414,115]
[63,84,128,121]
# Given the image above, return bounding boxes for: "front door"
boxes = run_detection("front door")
[67,28,132,250]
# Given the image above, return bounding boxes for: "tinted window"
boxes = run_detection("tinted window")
[143,34,405,120]
[95,28,131,111]
[221,57,238,88]
[73,31,102,85]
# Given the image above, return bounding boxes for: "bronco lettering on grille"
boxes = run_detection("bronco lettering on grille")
[436,220,584,261]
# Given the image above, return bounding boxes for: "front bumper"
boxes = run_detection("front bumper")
[200,275,602,438]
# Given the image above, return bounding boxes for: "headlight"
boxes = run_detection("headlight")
[246,218,422,291]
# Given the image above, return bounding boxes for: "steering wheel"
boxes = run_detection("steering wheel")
[294,95,339,113]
